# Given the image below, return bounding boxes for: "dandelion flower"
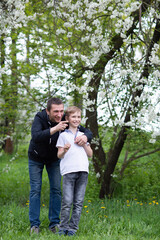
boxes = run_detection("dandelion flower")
[101,206,106,209]
[84,206,88,208]
[86,210,89,213]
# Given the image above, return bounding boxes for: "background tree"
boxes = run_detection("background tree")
[0,0,159,198]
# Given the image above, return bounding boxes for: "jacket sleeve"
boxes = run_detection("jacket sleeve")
[78,125,93,143]
[31,114,51,143]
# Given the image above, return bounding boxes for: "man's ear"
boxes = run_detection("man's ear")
[46,108,49,115]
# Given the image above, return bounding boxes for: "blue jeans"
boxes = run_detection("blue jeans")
[29,159,61,228]
[59,172,88,232]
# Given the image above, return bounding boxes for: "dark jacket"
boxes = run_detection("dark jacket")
[28,109,93,164]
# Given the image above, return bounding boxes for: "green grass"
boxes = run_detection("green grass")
[0,153,160,239]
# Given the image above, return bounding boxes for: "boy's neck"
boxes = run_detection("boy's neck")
[68,125,78,134]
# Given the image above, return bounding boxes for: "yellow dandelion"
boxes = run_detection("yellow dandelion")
[140,203,143,206]
[137,202,140,204]
[88,200,91,203]
[104,215,108,218]
[153,196,156,199]
[101,206,106,209]
[84,205,88,208]
[127,205,130,207]
[86,210,89,213]
[26,202,29,206]
[156,202,159,205]
[27,200,29,202]
[42,204,45,207]
[134,198,137,201]
[152,201,156,204]
[149,202,152,205]
[127,200,129,204]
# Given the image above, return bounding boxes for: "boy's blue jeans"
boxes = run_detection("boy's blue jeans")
[59,171,88,232]
[28,159,61,228]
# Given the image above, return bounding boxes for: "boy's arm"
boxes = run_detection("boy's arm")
[57,143,71,159]
[83,143,93,158]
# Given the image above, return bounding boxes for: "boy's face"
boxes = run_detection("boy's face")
[66,111,81,128]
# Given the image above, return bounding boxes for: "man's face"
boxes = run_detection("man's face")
[46,104,64,123]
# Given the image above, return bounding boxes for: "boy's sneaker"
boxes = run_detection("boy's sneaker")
[30,226,40,234]
[57,229,68,235]
[67,230,76,236]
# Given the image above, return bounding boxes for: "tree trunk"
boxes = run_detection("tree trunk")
[99,18,160,198]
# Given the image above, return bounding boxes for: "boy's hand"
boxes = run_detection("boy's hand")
[75,135,87,146]
[64,143,71,153]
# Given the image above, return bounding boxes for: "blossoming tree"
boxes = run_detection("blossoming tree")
[33,0,160,197]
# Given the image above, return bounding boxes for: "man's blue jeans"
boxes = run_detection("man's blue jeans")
[29,159,61,228]
[59,172,88,232]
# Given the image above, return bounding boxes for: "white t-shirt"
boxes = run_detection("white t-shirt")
[56,129,89,176]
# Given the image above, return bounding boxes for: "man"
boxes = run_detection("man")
[28,97,92,234]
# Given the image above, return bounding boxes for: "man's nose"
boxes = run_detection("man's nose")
[57,112,62,117]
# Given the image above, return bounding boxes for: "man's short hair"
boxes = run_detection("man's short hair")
[65,106,81,117]
[47,97,63,111]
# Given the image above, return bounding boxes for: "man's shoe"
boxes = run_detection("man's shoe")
[67,230,76,236]
[30,226,39,234]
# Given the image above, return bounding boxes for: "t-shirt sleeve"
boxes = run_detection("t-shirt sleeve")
[56,133,65,148]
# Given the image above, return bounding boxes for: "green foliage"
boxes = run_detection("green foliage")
[0,152,160,240]
[0,147,160,239]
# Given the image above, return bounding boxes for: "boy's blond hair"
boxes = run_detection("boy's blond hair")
[65,106,81,117]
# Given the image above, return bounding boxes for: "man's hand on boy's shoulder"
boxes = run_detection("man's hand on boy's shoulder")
[75,135,87,146]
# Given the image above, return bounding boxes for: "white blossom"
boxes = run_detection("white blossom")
[56,28,66,35]
[96,172,101,178]
[67,32,72,38]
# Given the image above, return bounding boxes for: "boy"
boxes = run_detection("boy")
[56,106,93,236]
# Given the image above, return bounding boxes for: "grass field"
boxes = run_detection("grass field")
[0,153,160,239]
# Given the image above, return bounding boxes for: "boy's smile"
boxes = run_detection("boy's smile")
[67,111,81,128]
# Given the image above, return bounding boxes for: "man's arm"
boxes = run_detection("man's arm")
[78,125,93,142]
[32,114,68,143]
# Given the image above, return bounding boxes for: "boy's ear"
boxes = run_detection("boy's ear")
[65,115,68,121]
